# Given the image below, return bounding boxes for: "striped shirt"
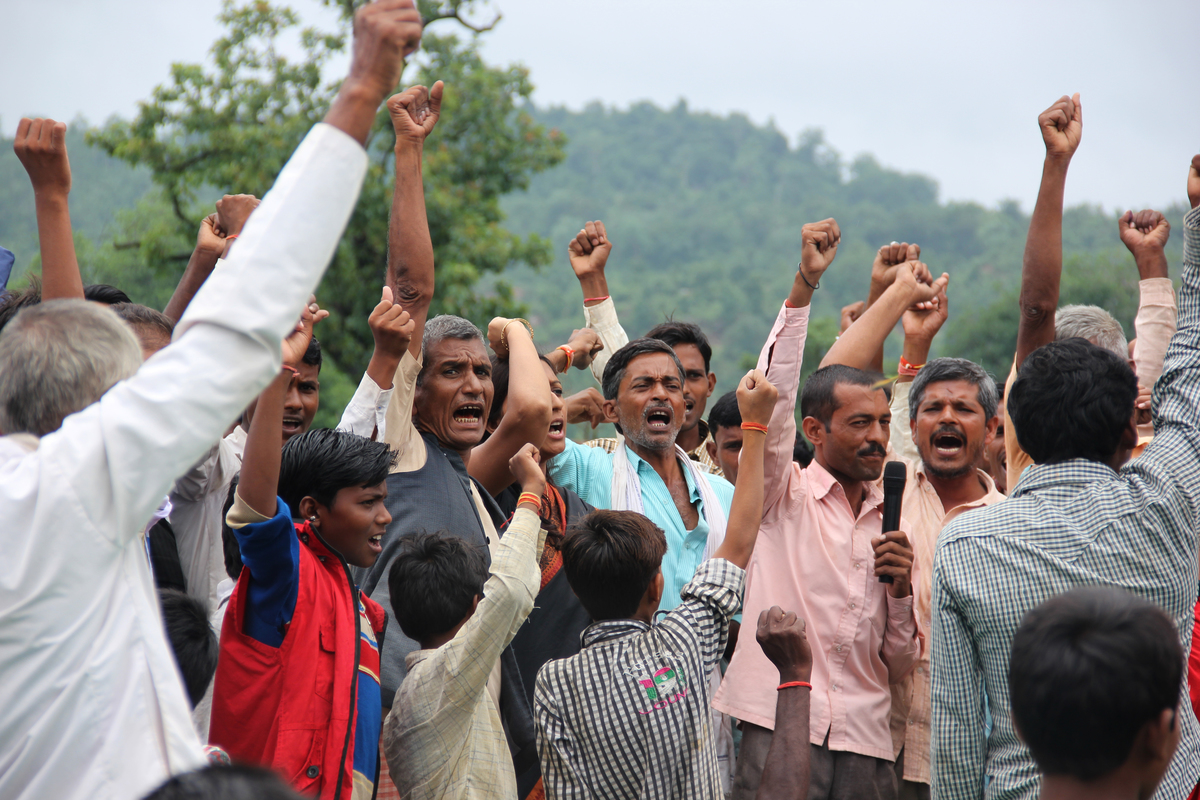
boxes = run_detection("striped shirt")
[534,559,743,800]
[930,204,1200,800]
[547,438,735,613]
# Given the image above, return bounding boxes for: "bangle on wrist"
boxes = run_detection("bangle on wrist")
[777,681,812,691]
[796,264,819,290]
[898,355,925,377]
[517,491,542,509]
[741,422,769,434]
[501,318,535,351]
[555,344,575,371]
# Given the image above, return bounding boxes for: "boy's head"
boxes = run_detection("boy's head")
[561,510,667,621]
[1010,585,1182,792]
[706,390,743,483]
[279,429,396,568]
[387,530,489,647]
[159,589,218,707]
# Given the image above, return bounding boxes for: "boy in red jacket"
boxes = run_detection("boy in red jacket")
[210,302,408,799]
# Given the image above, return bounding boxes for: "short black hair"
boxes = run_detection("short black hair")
[158,589,218,707]
[387,530,490,643]
[82,283,132,305]
[561,509,667,621]
[303,336,322,371]
[111,302,175,348]
[278,429,396,515]
[645,320,713,373]
[601,338,686,401]
[793,432,814,466]
[1010,585,1182,781]
[1008,339,1137,464]
[800,364,882,430]
[909,357,998,421]
[143,764,306,800]
[707,390,741,435]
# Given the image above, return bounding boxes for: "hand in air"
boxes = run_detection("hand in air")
[215,194,261,238]
[369,286,416,361]
[564,328,604,369]
[568,220,612,279]
[839,301,865,335]
[896,260,949,309]
[736,368,778,429]
[902,283,949,344]
[387,81,444,146]
[196,214,227,257]
[756,606,813,682]
[1119,209,1170,256]
[798,218,840,283]
[565,388,608,427]
[283,296,329,366]
[13,117,71,197]
[509,442,546,497]
[1038,93,1082,161]
[871,241,921,294]
[347,0,424,102]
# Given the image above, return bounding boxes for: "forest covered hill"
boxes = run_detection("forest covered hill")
[0,102,1188,428]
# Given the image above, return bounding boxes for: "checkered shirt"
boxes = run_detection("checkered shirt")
[930,205,1200,800]
[534,559,744,800]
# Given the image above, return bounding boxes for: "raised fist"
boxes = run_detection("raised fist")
[565,388,608,427]
[871,241,920,294]
[736,369,778,429]
[13,117,71,197]
[509,443,546,497]
[896,261,949,307]
[568,220,612,279]
[564,328,604,369]
[839,301,865,335]
[347,0,423,103]
[755,606,812,682]
[196,214,227,257]
[799,218,840,281]
[1038,93,1082,161]
[387,81,444,147]
[215,194,261,237]
[283,296,329,366]
[369,286,416,361]
[1119,210,1170,257]
[902,283,949,344]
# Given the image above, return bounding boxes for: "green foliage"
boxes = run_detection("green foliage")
[500,101,1187,400]
[81,0,563,382]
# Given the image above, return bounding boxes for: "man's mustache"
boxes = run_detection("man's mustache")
[857,443,886,458]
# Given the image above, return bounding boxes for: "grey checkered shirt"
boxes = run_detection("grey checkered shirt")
[931,205,1200,800]
[534,558,743,800]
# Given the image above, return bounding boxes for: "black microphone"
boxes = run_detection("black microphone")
[879,460,907,584]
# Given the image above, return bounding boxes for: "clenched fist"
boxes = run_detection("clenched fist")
[13,117,71,198]
[756,606,812,683]
[736,369,778,429]
[799,218,840,283]
[568,220,612,280]
[347,0,423,103]
[216,194,261,238]
[1038,93,1082,161]
[388,81,444,147]
[871,241,921,296]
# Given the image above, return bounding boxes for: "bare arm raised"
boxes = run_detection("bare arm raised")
[13,118,83,301]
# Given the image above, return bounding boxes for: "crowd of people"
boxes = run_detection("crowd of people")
[2,4,1200,800]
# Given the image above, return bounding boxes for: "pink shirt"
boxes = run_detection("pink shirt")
[712,303,921,761]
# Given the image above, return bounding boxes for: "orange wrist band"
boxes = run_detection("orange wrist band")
[517,492,541,508]
[741,422,769,434]
[898,356,925,377]
[777,681,812,691]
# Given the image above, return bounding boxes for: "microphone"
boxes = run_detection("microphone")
[879,460,907,584]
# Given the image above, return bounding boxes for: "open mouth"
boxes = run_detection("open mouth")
[452,403,484,426]
[646,407,672,432]
[684,399,695,414]
[547,418,565,439]
[368,533,383,554]
[282,416,303,436]
[932,429,965,458]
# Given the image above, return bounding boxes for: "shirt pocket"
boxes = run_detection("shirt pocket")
[313,620,339,702]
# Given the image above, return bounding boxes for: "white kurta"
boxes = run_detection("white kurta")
[0,122,368,800]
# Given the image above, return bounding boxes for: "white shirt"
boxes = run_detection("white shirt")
[0,122,368,800]
[171,369,391,613]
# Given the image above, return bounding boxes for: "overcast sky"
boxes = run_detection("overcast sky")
[6,0,1198,212]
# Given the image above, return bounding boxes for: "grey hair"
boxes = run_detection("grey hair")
[601,338,686,401]
[1055,305,1128,360]
[909,357,999,422]
[0,299,142,436]
[418,314,485,386]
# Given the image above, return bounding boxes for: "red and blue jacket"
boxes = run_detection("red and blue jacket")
[210,500,384,799]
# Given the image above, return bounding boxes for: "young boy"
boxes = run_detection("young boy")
[382,443,551,799]
[1009,585,1184,800]
[209,309,404,800]
[534,369,776,800]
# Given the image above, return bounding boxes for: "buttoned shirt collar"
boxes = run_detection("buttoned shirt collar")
[806,457,885,512]
[1008,458,1117,498]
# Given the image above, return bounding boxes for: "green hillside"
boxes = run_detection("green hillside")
[1,102,1189,432]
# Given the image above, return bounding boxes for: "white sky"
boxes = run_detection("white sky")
[5,0,1198,212]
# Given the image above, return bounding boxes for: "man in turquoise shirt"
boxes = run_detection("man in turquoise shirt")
[548,338,735,611]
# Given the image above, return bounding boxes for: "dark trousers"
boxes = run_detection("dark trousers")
[893,747,931,800]
[732,723,897,800]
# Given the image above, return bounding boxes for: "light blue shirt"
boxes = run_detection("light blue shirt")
[548,438,735,611]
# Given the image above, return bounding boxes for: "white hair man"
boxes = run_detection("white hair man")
[0,4,422,799]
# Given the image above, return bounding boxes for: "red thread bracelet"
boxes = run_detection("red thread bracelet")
[583,295,610,304]
[517,492,542,508]
[556,344,575,369]
[898,355,925,377]
[741,422,769,434]
[281,364,299,377]
[777,681,812,691]
[225,233,239,242]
